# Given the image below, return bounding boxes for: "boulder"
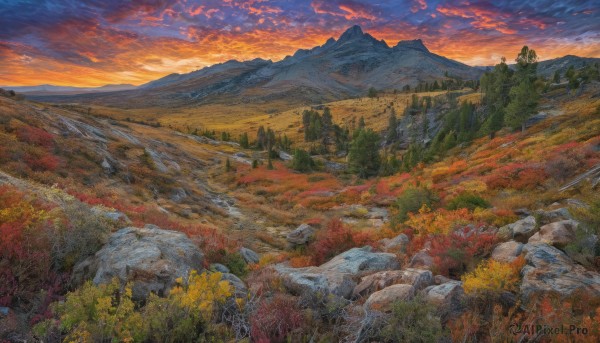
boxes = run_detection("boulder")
[210,263,230,273]
[80,225,204,300]
[533,208,572,225]
[520,243,600,300]
[491,241,524,263]
[286,224,315,246]
[275,246,399,299]
[364,284,415,312]
[353,268,433,298]
[408,250,434,269]
[221,272,248,298]
[240,247,260,264]
[499,216,538,243]
[528,220,578,248]
[434,275,453,285]
[379,233,409,253]
[423,281,464,306]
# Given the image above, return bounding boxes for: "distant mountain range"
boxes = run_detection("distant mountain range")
[18,26,600,109]
[2,84,136,96]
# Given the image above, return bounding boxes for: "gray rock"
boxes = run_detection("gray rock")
[211,263,230,273]
[534,208,572,225]
[520,243,600,300]
[491,241,524,263]
[240,247,260,264]
[379,234,409,253]
[528,220,579,248]
[83,225,204,300]
[170,187,188,203]
[423,281,464,316]
[275,246,399,299]
[364,284,415,312]
[408,250,434,269]
[500,216,538,243]
[220,272,248,298]
[353,268,433,298]
[286,224,315,246]
[278,150,293,161]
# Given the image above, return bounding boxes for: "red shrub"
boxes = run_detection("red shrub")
[308,219,378,265]
[25,153,60,171]
[16,125,54,149]
[250,294,306,343]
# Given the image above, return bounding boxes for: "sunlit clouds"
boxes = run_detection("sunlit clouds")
[1,0,598,86]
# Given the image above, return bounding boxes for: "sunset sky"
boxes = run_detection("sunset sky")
[1,0,599,87]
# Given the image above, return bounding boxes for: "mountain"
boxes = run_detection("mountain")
[3,83,137,96]
[536,55,600,77]
[27,26,481,108]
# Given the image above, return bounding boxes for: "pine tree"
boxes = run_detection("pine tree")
[505,46,538,132]
[348,128,380,178]
[386,107,398,144]
[239,132,249,148]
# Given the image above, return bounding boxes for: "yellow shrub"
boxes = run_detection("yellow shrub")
[462,257,525,294]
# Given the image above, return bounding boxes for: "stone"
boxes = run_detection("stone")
[364,284,415,312]
[534,208,572,225]
[520,243,600,300]
[528,220,578,248]
[423,281,464,308]
[211,263,230,274]
[79,225,204,300]
[379,233,409,253]
[240,247,260,264]
[491,241,524,263]
[408,250,434,269]
[221,272,248,298]
[353,268,433,299]
[286,224,315,246]
[275,246,399,299]
[499,216,538,243]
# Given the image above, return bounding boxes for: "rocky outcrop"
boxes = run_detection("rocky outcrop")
[275,246,399,299]
[491,241,524,263]
[520,243,600,299]
[353,268,433,299]
[528,220,579,248]
[499,216,538,243]
[364,284,415,312]
[408,250,434,269]
[240,247,260,264]
[534,208,572,225]
[286,224,315,246]
[74,225,204,300]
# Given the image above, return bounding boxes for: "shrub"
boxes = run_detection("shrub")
[250,294,305,343]
[308,219,377,265]
[291,148,314,172]
[380,296,443,343]
[405,205,472,235]
[446,193,491,211]
[394,186,435,224]
[462,256,525,294]
[16,125,54,149]
[223,252,248,277]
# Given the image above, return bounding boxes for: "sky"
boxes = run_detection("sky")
[1,0,599,87]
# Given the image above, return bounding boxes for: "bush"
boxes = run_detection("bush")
[308,219,377,265]
[462,257,525,294]
[394,187,435,224]
[446,193,491,211]
[223,252,248,277]
[380,296,443,342]
[250,294,306,342]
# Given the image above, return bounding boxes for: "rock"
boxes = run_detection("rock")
[491,241,524,263]
[353,268,433,298]
[286,224,315,246]
[319,247,399,275]
[520,243,600,300]
[408,250,434,269]
[379,233,409,253]
[82,225,204,300]
[101,157,116,174]
[170,187,188,203]
[275,246,399,299]
[0,307,8,316]
[240,247,260,264]
[364,284,415,312]
[423,281,463,306]
[221,272,248,298]
[211,263,230,273]
[500,216,538,243]
[91,206,130,223]
[528,220,578,248]
[234,152,248,158]
[434,275,453,285]
[367,207,389,220]
[534,208,572,225]
[278,150,292,161]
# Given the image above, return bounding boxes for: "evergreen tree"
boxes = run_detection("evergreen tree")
[505,46,538,132]
[386,107,398,144]
[553,70,561,84]
[291,148,314,172]
[256,126,266,149]
[368,87,378,98]
[348,129,380,178]
[239,132,249,148]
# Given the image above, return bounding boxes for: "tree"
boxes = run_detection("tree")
[553,70,561,84]
[386,107,398,144]
[368,87,378,98]
[239,132,249,148]
[480,57,513,138]
[505,78,538,132]
[348,128,380,178]
[291,148,314,172]
[256,126,266,149]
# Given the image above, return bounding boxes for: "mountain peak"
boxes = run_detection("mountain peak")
[394,39,429,52]
[338,25,365,42]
